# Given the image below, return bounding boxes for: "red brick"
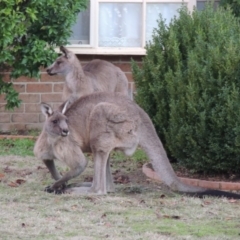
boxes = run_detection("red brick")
[0,104,6,112]
[0,68,12,73]
[121,55,144,62]
[77,55,94,62]
[13,84,26,93]
[20,94,40,103]
[25,103,41,113]
[13,76,39,82]
[53,83,64,92]
[39,113,46,123]
[135,62,143,68]
[26,123,43,130]
[0,123,26,132]
[12,113,39,123]
[52,103,62,109]
[125,73,133,82]
[114,63,132,72]
[0,113,10,123]
[27,83,52,93]
[0,123,11,133]
[128,82,135,91]
[39,66,47,72]
[41,93,62,103]
[0,94,6,103]
[15,104,25,112]
[93,55,121,62]
[2,73,11,82]
[41,73,64,82]
[0,104,24,113]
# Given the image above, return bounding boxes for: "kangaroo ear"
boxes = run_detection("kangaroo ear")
[61,100,69,115]
[41,103,53,118]
[60,46,71,59]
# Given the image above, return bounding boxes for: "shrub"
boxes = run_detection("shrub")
[0,0,87,109]
[132,4,240,173]
[220,0,240,18]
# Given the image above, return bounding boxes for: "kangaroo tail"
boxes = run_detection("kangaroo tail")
[184,190,240,199]
[138,108,240,199]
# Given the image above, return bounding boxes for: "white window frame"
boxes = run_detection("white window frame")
[66,0,196,55]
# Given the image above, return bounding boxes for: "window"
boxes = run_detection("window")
[68,0,195,55]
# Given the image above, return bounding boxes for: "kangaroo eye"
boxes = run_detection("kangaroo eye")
[52,120,58,124]
[57,61,61,65]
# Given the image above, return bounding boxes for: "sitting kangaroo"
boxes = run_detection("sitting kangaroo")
[34,92,240,199]
[46,46,129,102]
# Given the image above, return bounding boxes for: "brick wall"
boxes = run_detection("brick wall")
[0,55,143,133]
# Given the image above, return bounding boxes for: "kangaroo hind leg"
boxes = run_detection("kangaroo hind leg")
[106,156,115,193]
[65,151,112,195]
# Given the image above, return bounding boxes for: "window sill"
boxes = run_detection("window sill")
[60,46,147,55]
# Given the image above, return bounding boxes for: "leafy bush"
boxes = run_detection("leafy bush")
[0,0,87,109]
[220,0,240,18]
[132,4,240,173]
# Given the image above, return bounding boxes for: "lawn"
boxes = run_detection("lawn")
[0,138,240,240]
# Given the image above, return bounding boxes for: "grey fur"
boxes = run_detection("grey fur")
[46,46,129,102]
[34,92,206,195]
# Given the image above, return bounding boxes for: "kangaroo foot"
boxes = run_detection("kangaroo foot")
[44,183,66,194]
[73,182,92,187]
[64,186,92,195]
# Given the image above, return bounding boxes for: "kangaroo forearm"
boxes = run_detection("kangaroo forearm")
[43,159,62,181]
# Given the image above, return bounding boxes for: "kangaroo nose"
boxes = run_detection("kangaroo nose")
[46,68,55,76]
[62,129,69,136]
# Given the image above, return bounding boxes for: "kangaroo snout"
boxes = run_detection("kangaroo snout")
[61,129,69,137]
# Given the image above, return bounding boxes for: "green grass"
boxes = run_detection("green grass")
[111,148,148,164]
[0,138,35,156]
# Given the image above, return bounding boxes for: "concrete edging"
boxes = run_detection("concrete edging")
[142,163,240,191]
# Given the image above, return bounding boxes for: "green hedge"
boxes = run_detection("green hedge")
[220,0,240,18]
[132,4,240,173]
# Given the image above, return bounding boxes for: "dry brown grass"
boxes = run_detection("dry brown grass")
[0,155,240,240]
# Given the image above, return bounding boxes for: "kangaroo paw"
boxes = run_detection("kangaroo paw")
[44,185,55,193]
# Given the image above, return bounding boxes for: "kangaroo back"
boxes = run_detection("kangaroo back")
[83,59,128,97]
[46,46,129,101]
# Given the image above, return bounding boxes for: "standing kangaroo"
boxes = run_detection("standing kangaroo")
[34,92,240,199]
[46,46,129,102]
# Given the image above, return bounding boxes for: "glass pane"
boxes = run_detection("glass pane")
[99,3,142,47]
[69,7,90,45]
[146,3,182,43]
[197,1,206,11]
[197,1,219,11]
